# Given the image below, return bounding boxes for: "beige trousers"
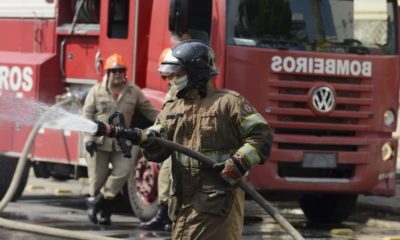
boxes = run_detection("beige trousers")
[86,150,133,199]
[157,157,172,204]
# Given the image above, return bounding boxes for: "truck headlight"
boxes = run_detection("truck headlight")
[381,142,394,161]
[384,109,395,126]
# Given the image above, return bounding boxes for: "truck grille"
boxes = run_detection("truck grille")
[267,74,373,151]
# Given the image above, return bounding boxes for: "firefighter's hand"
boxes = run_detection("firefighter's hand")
[139,130,160,153]
[218,157,248,185]
[85,141,97,157]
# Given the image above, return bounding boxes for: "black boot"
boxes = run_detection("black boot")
[86,194,104,224]
[164,222,172,232]
[139,203,172,231]
[99,198,113,225]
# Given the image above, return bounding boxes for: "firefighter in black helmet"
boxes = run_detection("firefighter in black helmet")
[140,40,273,239]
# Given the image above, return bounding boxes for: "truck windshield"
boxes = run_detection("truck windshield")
[226,0,396,55]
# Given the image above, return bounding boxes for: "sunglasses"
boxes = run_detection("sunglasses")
[109,69,126,74]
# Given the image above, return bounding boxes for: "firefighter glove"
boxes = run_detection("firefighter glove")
[85,141,97,157]
[219,156,248,186]
[139,130,160,153]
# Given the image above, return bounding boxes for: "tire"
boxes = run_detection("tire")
[299,193,358,224]
[0,156,31,201]
[127,146,159,221]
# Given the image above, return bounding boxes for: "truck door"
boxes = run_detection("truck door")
[98,0,135,83]
[59,0,136,84]
[145,0,214,91]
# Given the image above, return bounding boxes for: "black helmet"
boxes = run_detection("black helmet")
[158,40,219,98]
[171,40,218,81]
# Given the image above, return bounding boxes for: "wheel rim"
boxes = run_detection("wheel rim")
[134,157,159,204]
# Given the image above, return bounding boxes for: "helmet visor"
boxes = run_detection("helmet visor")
[157,64,183,77]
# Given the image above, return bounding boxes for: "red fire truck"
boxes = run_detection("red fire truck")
[0,0,398,223]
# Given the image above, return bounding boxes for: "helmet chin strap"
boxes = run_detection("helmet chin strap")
[189,71,210,98]
[176,74,209,99]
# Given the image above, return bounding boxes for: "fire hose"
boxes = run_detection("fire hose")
[0,98,122,240]
[94,112,305,240]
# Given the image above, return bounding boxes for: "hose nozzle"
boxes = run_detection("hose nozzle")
[92,120,144,145]
[91,112,145,158]
[93,120,118,138]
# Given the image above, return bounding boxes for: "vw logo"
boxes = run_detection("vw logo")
[311,86,335,113]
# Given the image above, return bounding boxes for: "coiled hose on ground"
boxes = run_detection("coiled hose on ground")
[0,98,123,240]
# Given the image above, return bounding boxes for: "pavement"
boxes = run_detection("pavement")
[23,169,400,216]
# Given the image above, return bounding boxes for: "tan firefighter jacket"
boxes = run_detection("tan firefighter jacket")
[83,77,159,152]
[144,86,272,219]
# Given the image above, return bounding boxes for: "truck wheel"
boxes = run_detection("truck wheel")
[0,155,31,201]
[299,193,358,224]
[127,146,159,221]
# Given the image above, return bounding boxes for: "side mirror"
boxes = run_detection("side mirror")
[169,0,189,34]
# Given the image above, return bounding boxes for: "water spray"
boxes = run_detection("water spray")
[93,112,305,240]
[0,93,122,240]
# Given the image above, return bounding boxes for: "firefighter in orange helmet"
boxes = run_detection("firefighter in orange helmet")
[140,40,273,239]
[82,53,159,225]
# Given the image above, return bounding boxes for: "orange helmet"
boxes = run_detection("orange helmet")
[157,48,184,78]
[158,48,170,66]
[104,53,127,71]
